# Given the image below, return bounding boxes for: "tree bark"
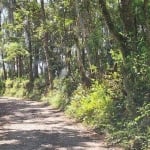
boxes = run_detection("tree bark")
[99,0,137,117]
[18,55,23,78]
[99,0,129,58]
[24,16,33,82]
[40,0,53,89]
[74,0,91,87]
[143,0,150,47]
[33,49,39,79]
[1,51,7,80]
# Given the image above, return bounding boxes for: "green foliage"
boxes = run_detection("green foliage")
[135,103,150,131]
[65,84,87,118]
[66,82,113,129]
[4,78,46,100]
[33,77,46,89]
[61,77,77,97]
[88,24,102,50]
[103,44,150,148]
[4,78,30,97]
[108,103,150,150]
[122,49,150,107]
[5,78,13,88]
[41,89,67,109]
[110,49,123,64]
[28,78,46,100]
[41,78,77,110]
[4,42,29,61]
[105,80,150,149]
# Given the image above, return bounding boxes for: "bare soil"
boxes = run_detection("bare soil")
[0,97,123,150]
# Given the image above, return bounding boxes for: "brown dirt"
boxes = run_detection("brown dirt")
[0,97,123,150]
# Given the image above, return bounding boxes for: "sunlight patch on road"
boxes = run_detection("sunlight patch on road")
[80,141,106,148]
[0,139,20,145]
[3,123,54,131]
[39,144,53,149]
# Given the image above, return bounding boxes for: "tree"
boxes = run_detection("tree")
[4,42,28,77]
[99,0,150,116]
[40,0,53,88]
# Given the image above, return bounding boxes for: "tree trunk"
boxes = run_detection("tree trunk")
[143,0,150,47]
[66,48,71,76]
[33,46,39,78]
[1,51,7,80]
[40,0,53,89]
[18,56,23,78]
[99,0,137,117]
[8,0,15,24]
[75,37,91,87]
[74,0,91,87]
[24,17,33,82]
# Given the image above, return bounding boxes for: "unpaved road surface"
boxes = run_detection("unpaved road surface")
[0,97,122,150]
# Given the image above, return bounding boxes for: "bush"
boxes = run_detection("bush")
[61,78,77,97]
[66,81,114,129]
[4,78,30,97]
[41,78,78,110]
[128,103,150,150]
[5,78,13,88]
[41,89,67,110]
[33,77,46,89]
[65,84,87,119]
[22,79,30,88]
[107,103,150,149]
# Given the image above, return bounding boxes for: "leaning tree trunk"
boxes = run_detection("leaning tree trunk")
[99,0,137,117]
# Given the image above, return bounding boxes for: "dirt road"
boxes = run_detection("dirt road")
[0,97,122,150]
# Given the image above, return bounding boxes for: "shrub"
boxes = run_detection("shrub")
[66,82,114,129]
[41,89,67,110]
[60,77,78,97]
[4,78,30,97]
[5,78,13,88]
[65,84,87,119]
[22,79,30,88]
[33,77,46,89]
[41,78,78,110]
[107,103,150,149]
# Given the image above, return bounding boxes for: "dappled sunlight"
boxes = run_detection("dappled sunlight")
[0,98,123,150]
[0,139,20,145]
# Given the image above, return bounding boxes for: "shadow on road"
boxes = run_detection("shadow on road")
[0,97,117,150]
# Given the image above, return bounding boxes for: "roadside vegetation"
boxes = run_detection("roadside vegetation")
[1,75,149,149]
[0,1,150,149]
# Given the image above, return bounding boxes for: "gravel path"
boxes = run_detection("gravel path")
[0,97,122,150]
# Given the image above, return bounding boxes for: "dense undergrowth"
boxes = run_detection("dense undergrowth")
[0,77,149,150]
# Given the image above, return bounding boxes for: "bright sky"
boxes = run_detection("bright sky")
[37,0,49,3]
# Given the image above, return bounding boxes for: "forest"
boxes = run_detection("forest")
[0,0,150,149]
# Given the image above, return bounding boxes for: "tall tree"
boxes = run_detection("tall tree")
[40,0,53,88]
[99,0,150,116]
